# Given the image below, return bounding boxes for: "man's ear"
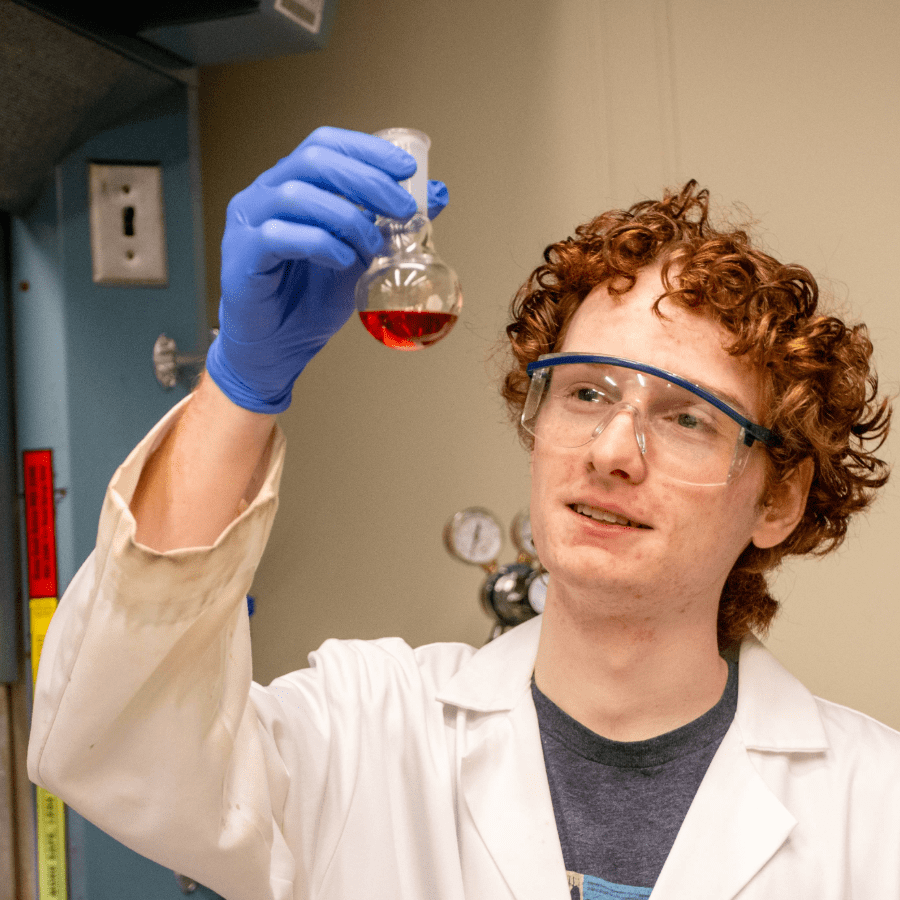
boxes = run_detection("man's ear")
[751,457,814,550]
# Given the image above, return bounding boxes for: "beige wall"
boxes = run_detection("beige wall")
[197,0,900,727]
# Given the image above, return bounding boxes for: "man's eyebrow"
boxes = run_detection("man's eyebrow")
[564,356,759,421]
[636,364,755,418]
[689,378,755,419]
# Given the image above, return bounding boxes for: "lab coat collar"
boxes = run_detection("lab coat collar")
[438,616,829,753]
[733,635,829,751]
[438,617,830,900]
[435,614,543,712]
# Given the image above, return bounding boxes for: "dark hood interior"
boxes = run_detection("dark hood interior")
[0,0,189,213]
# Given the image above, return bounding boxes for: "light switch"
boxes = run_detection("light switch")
[88,162,168,286]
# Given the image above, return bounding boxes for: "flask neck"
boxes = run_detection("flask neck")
[374,128,430,212]
[375,212,435,258]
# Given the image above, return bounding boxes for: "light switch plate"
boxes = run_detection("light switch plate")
[88,162,168,286]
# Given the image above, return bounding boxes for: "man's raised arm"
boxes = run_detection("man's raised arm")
[27,127,450,898]
[130,373,276,551]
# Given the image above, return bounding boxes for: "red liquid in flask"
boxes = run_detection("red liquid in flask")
[359,310,458,350]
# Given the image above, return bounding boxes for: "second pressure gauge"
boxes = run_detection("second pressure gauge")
[444,507,503,568]
[510,510,538,561]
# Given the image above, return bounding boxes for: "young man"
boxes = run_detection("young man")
[28,127,899,900]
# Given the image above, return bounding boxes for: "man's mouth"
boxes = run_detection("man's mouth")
[570,504,651,529]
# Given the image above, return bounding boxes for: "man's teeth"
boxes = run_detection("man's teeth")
[573,504,648,529]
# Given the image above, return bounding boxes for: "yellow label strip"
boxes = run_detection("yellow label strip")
[30,597,68,900]
[34,786,67,899]
[29,597,57,684]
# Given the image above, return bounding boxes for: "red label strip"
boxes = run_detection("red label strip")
[23,449,58,599]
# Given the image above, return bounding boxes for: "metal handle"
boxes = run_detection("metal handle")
[154,330,217,390]
[173,871,197,894]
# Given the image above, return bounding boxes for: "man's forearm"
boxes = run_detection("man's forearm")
[130,371,277,552]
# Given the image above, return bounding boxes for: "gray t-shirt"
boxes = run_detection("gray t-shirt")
[532,660,738,899]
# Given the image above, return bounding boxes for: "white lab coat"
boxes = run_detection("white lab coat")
[28,399,900,900]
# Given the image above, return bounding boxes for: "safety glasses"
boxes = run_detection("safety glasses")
[522,353,779,486]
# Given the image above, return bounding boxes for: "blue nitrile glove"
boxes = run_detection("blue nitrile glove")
[206,126,450,413]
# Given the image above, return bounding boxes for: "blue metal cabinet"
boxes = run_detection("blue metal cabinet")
[11,83,224,900]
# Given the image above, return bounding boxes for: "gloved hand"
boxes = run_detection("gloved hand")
[206,126,450,413]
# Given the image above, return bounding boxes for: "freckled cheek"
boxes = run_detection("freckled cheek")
[649,482,710,552]
[529,450,576,559]
[528,473,555,557]
[662,482,754,563]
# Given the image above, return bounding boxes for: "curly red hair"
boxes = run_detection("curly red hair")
[502,181,892,650]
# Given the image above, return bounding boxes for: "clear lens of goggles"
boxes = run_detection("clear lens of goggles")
[522,355,775,486]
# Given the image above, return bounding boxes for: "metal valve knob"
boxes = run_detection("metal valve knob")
[153,331,217,390]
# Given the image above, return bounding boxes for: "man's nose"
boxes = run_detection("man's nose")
[586,405,648,483]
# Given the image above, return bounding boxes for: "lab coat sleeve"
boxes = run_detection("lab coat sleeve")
[27,396,304,899]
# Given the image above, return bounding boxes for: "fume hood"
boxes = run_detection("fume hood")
[0,0,337,212]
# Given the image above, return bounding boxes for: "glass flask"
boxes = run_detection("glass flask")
[355,128,462,350]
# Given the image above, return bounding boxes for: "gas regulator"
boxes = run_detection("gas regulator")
[444,507,547,642]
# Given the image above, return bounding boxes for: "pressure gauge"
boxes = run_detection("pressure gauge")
[510,510,538,561]
[444,507,503,568]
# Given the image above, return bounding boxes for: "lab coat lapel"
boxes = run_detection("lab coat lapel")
[649,725,796,899]
[651,638,826,899]
[439,623,823,900]
[438,617,570,900]
[459,689,571,900]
